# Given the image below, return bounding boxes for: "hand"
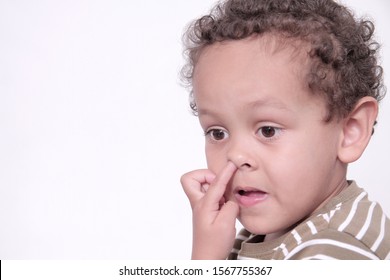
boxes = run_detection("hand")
[181,162,239,259]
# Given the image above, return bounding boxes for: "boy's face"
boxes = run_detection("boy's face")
[192,36,348,237]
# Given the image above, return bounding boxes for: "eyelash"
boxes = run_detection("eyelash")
[204,126,282,142]
[257,126,282,140]
[204,128,229,141]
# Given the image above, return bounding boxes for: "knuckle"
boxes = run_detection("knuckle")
[180,172,191,185]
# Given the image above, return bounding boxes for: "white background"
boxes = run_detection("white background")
[0,0,389,259]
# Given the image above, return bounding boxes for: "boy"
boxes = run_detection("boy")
[180,0,390,259]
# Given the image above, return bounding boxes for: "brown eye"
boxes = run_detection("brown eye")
[206,129,228,141]
[260,126,276,138]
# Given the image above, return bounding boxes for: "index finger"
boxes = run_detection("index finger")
[203,161,237,207]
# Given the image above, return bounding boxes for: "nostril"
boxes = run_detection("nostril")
[241,163,251,168]
[227,149,255,170]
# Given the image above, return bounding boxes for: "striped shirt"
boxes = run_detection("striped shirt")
[228,181,390,260]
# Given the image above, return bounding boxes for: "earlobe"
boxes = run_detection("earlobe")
[338,97,378,163]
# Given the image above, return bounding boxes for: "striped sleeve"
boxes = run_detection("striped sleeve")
[286,191,390,260]
[285,230,380,259]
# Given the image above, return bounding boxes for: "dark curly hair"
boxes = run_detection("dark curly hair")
[181,0,386,122]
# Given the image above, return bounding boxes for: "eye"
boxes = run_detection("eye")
[205,128,229,141]
[257,126,281,139]
[260,126,276,138]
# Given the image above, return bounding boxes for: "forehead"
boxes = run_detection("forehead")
[192,34,312,106]
[194,34,309,78]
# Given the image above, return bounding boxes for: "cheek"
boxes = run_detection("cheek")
[269,137,339,198]
[205,145,224,172]
[284,126,339,168]
[265,143,325,186]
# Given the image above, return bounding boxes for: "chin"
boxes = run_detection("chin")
[238,217,269,235]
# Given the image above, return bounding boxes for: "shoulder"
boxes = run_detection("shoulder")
[284,229,379,259]
[284,183,390,259]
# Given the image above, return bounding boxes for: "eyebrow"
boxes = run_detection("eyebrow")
[246,98,291,111]
[197,97,291,117]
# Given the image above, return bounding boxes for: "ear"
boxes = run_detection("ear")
[338,97,378,163]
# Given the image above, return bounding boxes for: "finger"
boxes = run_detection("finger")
[201,183,210,193]
[181,169,216,206]
[203,161,237,208]
[218,196,226,209]
[216,201,239,225]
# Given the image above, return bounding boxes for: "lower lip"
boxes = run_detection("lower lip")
[235,192,268,207]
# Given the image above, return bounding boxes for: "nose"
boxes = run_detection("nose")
[227,137,257,170]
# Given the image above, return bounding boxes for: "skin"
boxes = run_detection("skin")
[181,35,378,259]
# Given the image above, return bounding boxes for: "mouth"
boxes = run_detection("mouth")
[234,186,268,207]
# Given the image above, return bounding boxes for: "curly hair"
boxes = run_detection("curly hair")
[181,0,386,122]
